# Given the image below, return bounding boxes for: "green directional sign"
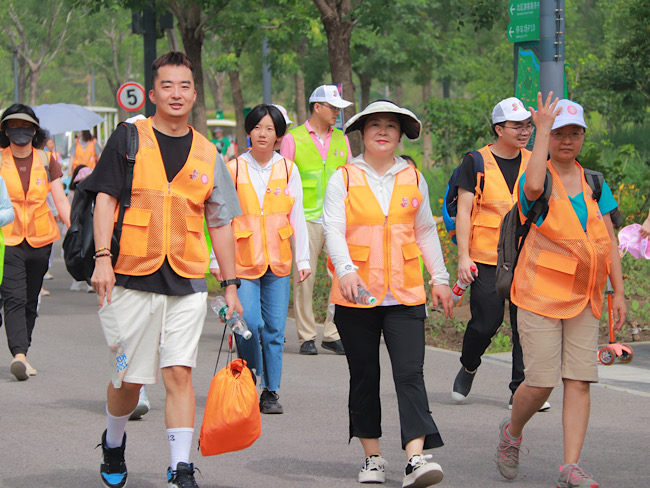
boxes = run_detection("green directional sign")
[509,0,540,20]
[507,19,540,43]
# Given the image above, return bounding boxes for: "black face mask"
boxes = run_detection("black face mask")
[6,126,35,147]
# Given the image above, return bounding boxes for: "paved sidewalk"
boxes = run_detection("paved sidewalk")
[0,250,648,487]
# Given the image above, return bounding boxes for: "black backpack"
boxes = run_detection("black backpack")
[62,123,138,283]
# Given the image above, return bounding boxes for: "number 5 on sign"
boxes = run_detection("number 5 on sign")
[117,82,146,112]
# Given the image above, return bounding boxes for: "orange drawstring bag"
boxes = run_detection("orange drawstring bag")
[199,357,261,456]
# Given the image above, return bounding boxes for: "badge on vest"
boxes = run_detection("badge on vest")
[36,177,43,186]
[201,174,208,184]
[190,169,199,180]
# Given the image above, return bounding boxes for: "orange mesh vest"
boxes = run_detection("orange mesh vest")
[113,119,215,278]
[1,147,59,247]
[227,157,295,279]
[469,145,531,265]
[511,161,612,319]
[73,138,97,170]
[330,164,426,307]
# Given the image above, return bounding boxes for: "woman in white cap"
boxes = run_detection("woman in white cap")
[0,103,70,381]
[323,100,453,487]
[495,93,626,488]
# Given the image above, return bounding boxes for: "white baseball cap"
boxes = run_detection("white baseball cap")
[552,99,587,130]
[344,100,421,140]
[272,104,293,125]
[492,97,532,124]
[309,85,353,109]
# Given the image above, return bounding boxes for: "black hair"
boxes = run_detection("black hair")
[152,51,195,82]
[309,102,316,114]
[69,164,89,192]
[0,103,48,149]
[491,123,503,138]
[244,104,286,138]
[401,154,418,169]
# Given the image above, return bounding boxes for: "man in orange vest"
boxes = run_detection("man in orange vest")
[88,52,242,488]
[451,98,550,410]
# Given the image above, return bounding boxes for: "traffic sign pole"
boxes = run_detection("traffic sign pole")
[539,0,565,100]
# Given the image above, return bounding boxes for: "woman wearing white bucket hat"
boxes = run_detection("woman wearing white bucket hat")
[323,100,453,487]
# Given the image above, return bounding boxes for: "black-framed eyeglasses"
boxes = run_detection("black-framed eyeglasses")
[502,123,533,134]
[550,130,585,141]
[319,103,341,112]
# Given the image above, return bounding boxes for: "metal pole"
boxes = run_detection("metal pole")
[262,37,272,104]
[539,0,565,99]
[13,51,19,103]
[91,68,96,106]
[143,3,157,117]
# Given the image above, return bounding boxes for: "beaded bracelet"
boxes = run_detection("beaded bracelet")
[95,247,110,254]
[93,252,113,260]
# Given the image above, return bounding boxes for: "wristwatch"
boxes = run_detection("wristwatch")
[220,278,241,289]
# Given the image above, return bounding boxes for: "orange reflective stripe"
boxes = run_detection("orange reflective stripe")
[0,148,59,247]
[113,118,215,278]
[511,161,611,319]
[469,145,530,265]
[227,157,295,279]
[331,164,426,307]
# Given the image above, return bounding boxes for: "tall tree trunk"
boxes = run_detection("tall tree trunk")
[314,1,359,155]
[394,84,403,106]
[173,4,208,137]
[421,81,433,168]
[359,72,371,109]
[28,70,40,106]
[229,69,247,156]
[167,28,180,51]
[442,78,451,99]
[294,73,306,125]
[17,57,28,103]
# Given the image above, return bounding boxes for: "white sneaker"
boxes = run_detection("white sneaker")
[129,387,151,420]
[359,455,387,483]
[402,454,443,488]
[86,284,95,293]
[70,281,82,291]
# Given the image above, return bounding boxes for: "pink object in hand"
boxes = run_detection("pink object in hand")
[618,224,650,259]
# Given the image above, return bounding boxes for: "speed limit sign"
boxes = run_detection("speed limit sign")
[117,82,146,112]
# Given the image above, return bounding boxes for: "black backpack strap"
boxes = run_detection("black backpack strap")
[113,122,138,242]
[583,168,603,201]
[516,170,552,256]
[469,150,485,197]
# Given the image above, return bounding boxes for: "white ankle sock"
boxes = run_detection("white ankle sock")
[106,406,131,448]
[168,428,194,470]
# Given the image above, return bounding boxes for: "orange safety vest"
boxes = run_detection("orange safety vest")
[73,138,97,170]
[0,147,59,248]
[511,161,612,319]
[227,157,295,279]
[469,145,531,265]
[330,164,426,307]
[113,118,215,278]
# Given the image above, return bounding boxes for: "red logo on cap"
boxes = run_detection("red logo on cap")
[568,105,578,115]
[512,103,519,112]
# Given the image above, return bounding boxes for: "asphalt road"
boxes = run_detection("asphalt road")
[1,247,648,487]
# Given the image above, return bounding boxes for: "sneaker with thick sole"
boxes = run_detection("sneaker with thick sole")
[359,454,387,483]
[508,394,550,412]
[402,454,443,488]
[129,387,151,420]
[98,430,127,488]
[495,417,522,480]
[299,340,318,355]
[259,390,283,414]
[167,462,200,488]
[10,358,29,381]
[451,366,476,403]
[321,339,345,355]
[557,463,599,488]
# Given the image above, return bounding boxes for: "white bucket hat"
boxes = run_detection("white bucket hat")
[272,104,293,125]
[552,99,588,130]
[308,85,353,109]
[344,100,422,140]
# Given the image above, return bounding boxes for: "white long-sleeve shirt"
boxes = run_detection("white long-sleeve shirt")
[210,150,310,271]
[323,155,449,306]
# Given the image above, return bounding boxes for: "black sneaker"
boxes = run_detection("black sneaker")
[321,339,345,355]
[451,366,476,403]
[259,390,284,414]
[403,454,443,488]
[167,462,200,488]
[299,340,318,355]
[98,430,127,488]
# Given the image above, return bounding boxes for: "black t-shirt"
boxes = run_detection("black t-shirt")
[456,150,522,195]
[85,124,207,295]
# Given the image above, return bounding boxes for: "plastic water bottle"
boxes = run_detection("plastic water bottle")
[451,265,477,305]
[356,286,377,305]
[210,296,252,340]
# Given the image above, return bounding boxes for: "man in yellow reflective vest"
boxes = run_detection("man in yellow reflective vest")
[280,85,352,356]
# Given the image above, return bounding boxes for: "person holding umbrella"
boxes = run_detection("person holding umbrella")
[0,104,70,381]
[323,100,453,487]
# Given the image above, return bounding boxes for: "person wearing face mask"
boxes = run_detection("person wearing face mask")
[0,104,71,381]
